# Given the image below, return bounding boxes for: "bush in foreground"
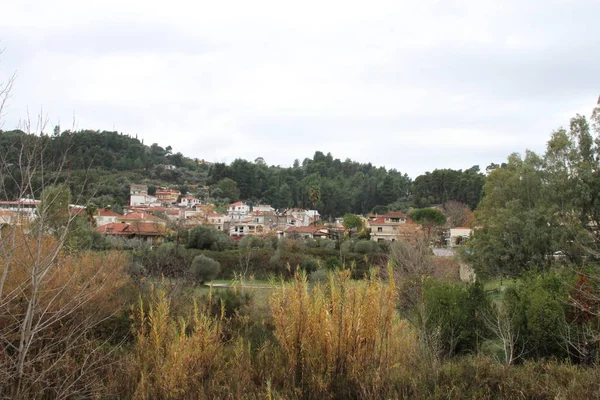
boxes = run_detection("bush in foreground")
[190,254,221,285]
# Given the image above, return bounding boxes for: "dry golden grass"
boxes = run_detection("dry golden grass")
[0,231,129,398]
[3,233,594,399]
[268,267,419,399]
[127,285,260,400]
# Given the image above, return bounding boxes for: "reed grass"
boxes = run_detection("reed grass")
[268,267,419,398]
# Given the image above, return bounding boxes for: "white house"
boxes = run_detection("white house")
[179,196,201,208]
[447,227,472,247]
[228,201,250,221]
[130,194,158,206]
[229,221,264,236]
[0,198,41,221]
[284,208,320,227]
[130,184,159,206]
[94,208,122,227]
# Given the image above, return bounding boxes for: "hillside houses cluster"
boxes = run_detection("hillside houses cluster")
[109,184,432,244]
[0,184,471,247]
[119,184,328,240]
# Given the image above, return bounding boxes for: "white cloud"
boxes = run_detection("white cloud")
[1,0,599,177]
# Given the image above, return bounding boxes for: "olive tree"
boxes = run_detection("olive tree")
[190,255,221,285]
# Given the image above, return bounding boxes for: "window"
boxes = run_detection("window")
[377,238,384,242]
[377,227,382,232]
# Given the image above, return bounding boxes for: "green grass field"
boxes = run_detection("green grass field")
[484,277,516,292]
[197,279,278,310]
[483,277,517,303]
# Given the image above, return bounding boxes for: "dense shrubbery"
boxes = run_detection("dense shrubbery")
[130,237,389,281]
[4,228,600,399]
[104,267,600,399]
[187,225,234,251]
[190,255,221,284]
[421,280,490,357]
[0,232,131,399]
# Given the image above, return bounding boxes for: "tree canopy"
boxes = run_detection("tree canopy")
[0,130,490,217]
[410,208,447,238]
[412,166,485,210]
[467,106,600,278]
[343,213,363,237]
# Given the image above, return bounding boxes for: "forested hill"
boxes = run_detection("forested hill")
[0,129,486,217]
[0,129,205,209]
[0,129,197,171]
[207,152,486,218]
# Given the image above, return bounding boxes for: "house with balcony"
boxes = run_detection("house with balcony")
[0,198,41,221]
[228,201,251,221]
[369,212,421,243]
[155,189,181,205]
[230,221,264,237]
[179,196,201,208]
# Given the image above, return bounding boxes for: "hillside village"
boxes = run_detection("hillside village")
[2,5,600,397]
[0,183,472,248]
[105,184,476,246]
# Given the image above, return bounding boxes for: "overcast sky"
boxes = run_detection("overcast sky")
[1,0,598,177]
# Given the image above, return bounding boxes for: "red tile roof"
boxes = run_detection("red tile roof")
[95,222,170,236]
[97,208,122,217]
[380,212,407,218]
[95,223,129,234]
[119,212,165,222]
[126,222,170,235]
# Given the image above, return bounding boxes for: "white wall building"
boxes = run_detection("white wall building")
[130,194,158,206]
[446,227,472,247]
[0,199,41,221]
[228,201,250,221]
[94,208,122,227]
[179,196,201,208]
